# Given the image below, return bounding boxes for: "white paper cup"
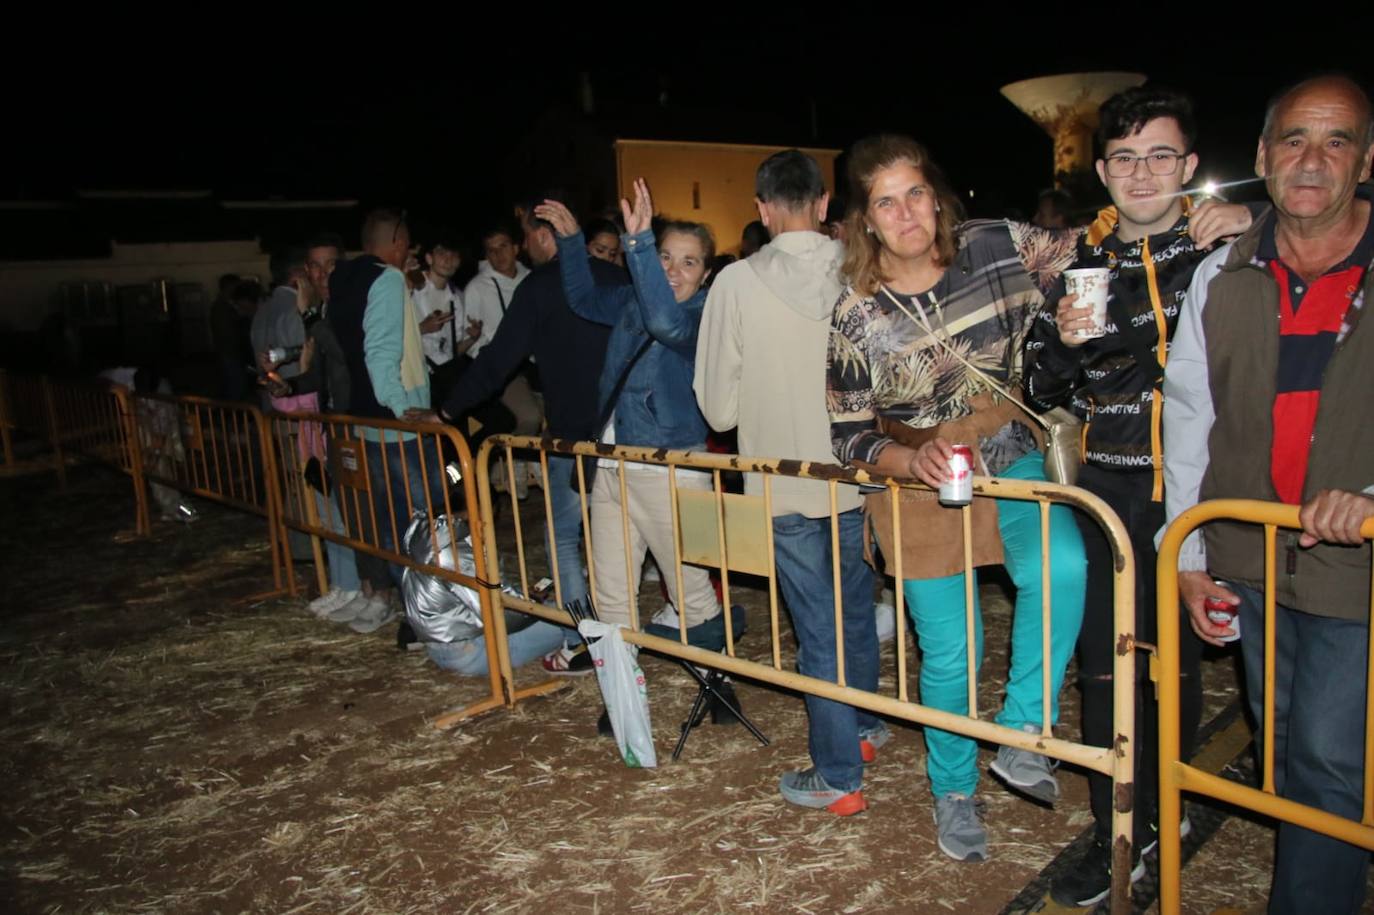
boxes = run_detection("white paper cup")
[1064,267,1111,339]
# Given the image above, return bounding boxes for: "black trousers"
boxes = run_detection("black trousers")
[1073,463,1204,842]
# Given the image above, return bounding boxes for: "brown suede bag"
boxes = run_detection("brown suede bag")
[864,393,1044,579]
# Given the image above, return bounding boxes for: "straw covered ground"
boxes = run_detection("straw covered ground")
[0,464,1330,914]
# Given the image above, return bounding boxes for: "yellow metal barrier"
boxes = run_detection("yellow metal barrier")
[480,433,1141,913]
[2,373,149,528]
[2,372,69,484]
[1156,499,1374,914]
[264,411,522,727]
[128,392,288,596]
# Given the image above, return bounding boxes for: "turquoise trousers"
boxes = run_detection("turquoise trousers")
[902,451,1087,798]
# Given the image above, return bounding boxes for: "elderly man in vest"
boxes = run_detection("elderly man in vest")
[1163,75,1374,915]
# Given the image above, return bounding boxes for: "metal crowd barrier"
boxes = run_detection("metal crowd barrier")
[126,391,288,596]
[1,371,70,483]
[1,373,146,520]
[479,433,1140,913]
[264,411,523,726]
[1156,499,1374,914]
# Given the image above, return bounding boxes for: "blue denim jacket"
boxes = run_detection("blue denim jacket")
[555,229,708,449]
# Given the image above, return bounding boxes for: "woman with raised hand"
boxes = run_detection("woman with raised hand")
[533,182,736,712]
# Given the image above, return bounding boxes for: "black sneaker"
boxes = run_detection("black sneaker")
[1049,836,1145,908]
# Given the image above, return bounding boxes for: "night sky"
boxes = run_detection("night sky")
[6,28,1374,256]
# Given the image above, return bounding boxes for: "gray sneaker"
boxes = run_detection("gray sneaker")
[989,724,1059,806]
[933,793,987,862]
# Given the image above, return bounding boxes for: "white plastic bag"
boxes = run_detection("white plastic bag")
[579,620,657,768]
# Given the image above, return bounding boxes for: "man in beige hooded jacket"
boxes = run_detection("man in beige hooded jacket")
[695,149,884,815]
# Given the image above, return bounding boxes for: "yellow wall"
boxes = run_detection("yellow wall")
[614,141,840,257]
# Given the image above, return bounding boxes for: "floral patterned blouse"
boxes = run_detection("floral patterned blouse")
[827,219,1080,474]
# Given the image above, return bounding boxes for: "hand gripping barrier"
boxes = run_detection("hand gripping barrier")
[1156,499,1374,914]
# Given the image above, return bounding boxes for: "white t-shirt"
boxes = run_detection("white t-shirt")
[411,277,465,367]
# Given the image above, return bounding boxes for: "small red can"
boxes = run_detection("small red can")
[939,444,974,507]
[1204,579,1240,643]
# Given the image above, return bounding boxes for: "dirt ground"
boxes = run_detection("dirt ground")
[0,464,1365,914]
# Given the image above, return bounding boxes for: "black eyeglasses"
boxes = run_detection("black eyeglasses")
[1103,152,1189,178]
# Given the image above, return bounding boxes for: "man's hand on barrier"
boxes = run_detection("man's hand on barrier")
[1298,489,1374,548]
[1179,570,1238,647]
[403,408,440,425]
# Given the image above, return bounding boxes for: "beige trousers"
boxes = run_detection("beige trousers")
[589,464,719,629]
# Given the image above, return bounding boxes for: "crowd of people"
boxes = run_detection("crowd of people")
[206,75,1372,913]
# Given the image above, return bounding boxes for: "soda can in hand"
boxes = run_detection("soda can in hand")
[1204,580,1240,643]
[939,444,974,507]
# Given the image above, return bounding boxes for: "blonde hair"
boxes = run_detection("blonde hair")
[841,134,965,295]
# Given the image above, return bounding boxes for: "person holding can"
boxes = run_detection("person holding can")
[826,133,1089,863]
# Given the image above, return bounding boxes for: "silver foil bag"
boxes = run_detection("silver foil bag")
[401,512,532,644]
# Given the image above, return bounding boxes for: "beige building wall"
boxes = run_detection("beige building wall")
[0,240,269,332]
[614,141,840,257]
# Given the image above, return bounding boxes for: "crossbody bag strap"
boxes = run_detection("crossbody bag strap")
[492,277,507,314]
[596,335,654,433]
[879,285,1050,433]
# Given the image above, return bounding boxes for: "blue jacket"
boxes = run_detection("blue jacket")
[555,229,708,449]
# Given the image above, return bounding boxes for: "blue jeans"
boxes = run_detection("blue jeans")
[1235,585,1370,915]
[901,450,1086,798]
[544,454,588,608]
[773,509,880,793]
[364,435,449,588]
[425,620,567,677]
[313,490,360,592]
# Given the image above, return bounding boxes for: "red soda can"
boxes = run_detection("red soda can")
[1204,579,1240,643]
[939,444,974,507]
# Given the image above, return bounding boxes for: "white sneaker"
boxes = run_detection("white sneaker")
[309,588,356,617]
[348,595,397,634]
[327,592,372,623]
[651,602,680,628]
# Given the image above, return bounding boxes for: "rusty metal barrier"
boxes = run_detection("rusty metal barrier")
[127,391,288,596]
[1,372,69,484]
[1156,499,1374,914]
[1,373,149,525]
[264,411,524,726]
[478,433,1140,912]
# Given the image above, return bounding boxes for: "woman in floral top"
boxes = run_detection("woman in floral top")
[825,134,1087,863]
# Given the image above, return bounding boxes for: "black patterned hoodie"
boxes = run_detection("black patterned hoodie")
[1023,201,1211,500]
